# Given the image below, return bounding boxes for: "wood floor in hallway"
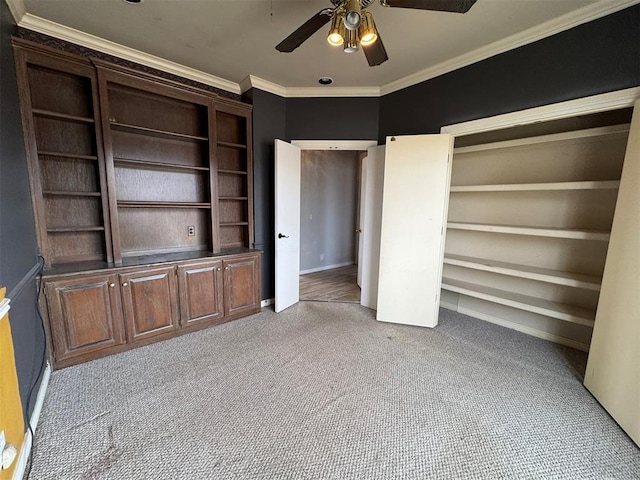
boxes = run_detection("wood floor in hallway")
[299,265,360,303]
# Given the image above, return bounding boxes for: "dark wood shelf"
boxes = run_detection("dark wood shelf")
[32,108,94,124]
[219,196,248,201]
[217,141,247,149]
[220,222,249,226]
[38,151,98,161]
[43,190,101,197]
[117,201,211,209]
[47,226,105,233]
[218,169,247,175]
[110,122,208,142]
[113,157,210,172]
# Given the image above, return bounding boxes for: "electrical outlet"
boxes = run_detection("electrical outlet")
[187,226,195,237]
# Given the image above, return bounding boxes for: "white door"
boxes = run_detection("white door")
[360,146,386,310]
[274,140,301,313]
[376,134,453,327]
[584,100,640,447]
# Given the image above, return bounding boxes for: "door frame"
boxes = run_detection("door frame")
[288,139,377,304]
[292,140,378,267]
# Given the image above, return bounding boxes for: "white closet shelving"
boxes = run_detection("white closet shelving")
[442,122,631,350]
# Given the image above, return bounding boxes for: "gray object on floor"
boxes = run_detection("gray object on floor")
[30,303,639,479]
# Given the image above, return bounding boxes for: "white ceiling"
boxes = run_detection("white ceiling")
[11,0,637,94]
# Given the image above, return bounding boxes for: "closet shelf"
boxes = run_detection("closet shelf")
[110,122,208,142]
[443,254,601,291]
[217,141,247,149]
[38,151,98,161]
[447,222,610,241]
[218,196,248,201]
[220,222,249,226]
[113,157,210,172]
[441,278,595,327]
[453,124,630,155]
[43,190,102,197]
[117,201,211,209]
[449,180,621,193]
[218,169,247,175]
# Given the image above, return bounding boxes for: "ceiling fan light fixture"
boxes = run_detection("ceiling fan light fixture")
[343,28,359,53]
[359,12,377,46]
[327,13,345,46]
[343,0,362,30]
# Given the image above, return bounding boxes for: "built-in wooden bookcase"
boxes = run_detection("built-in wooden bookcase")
[15,49,112,266]
[442,114,632,350]
[15,41,255,269]
[14,39,261,369]
[96,67,218,262]
[215,104,253,249]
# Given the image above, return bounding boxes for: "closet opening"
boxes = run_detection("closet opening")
[298,149,365,303]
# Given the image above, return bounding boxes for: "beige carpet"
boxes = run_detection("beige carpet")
[29,303,639,479]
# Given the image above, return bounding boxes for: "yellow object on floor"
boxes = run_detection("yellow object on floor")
[0,287,24,479]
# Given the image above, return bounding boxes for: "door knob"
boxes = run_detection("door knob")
[109,283,115,288]
[122,282,128,287]
[278,233,289,239]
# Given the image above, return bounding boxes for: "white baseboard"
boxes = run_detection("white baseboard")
[300,262,355,275]
[12,361,51,480]
[260,298,274,308]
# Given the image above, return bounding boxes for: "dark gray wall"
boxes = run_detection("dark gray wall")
[300,150,359,272]
[379,5,640,142]
[286,97,379,141]
[243,89,286,299]
[0,1,45,418]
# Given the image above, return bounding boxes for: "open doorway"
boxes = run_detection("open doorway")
[298,149,364,303]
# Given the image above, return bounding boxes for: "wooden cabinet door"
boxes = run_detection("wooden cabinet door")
[119,266,179,342]
[177,260,224,327]
[223,255,261,318]
[45,274,125,364]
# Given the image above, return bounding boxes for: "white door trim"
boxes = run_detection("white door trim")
[292,140,377,150]
[441,87,640,137]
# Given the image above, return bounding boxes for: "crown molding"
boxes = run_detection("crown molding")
[380,0,640,96]
[441,87,640,137]
[241,75,380,98]
[241,75,287,97]
[17,13,241,95]
[5,0,26,23]
[285,86,381,98]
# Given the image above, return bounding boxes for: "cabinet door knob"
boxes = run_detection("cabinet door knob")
[217,267,221,271]
[224,266,229,270]
[122,282,128,287]
[109,283,115,288]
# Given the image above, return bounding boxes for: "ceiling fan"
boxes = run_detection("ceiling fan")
[275,0,477,67]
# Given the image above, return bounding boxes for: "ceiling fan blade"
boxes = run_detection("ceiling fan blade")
[383,0,477,13]
[362,34,389,67]
[275,10,332,53]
